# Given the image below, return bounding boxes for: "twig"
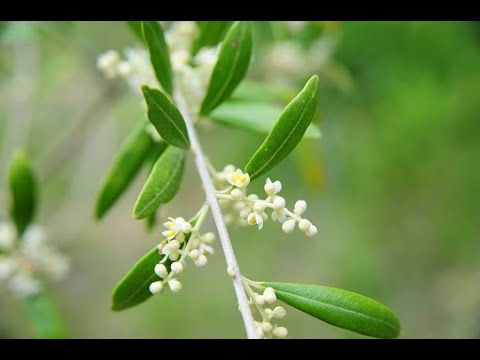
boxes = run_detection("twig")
[174,89,258,339]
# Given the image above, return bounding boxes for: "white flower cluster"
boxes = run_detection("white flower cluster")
[247,286,288,339]
[0,222,70,299]
[215,166,318,237]
[96,21,219,113]
[262,36,338,86]
[149,216,215,295]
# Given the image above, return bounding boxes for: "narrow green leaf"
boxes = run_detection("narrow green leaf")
[111,246,161,311]
[133,146,185,219]
[126,21,145,43]
[141,21,172,95]
[245,75,320,181]
[25,292,65,339]
[261,282,401,339]
[191,21,232,55]
[95,123,158,220]
[199,21,253,115]
[112,230,195,311]
[209,101,321,139]
[142,85,190,149]
[8,150,38,235]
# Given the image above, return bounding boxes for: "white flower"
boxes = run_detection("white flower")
[0,257,17,280]
[253,201,267,213]
[189,249,199,260]
[272,306,287,319]
[273,326,288,338]
[171,261,184,274]
[149,281,165,294]
[96,50,120,78]
[263,287,277,304]
[294,200,307,215]
[261,321,273,333]
[247,212,264,230]
[254,294,265,305]
[231,188,244,200]
[154,263,169,278]
[282,219,296,233]
[271,208,287,223]
[202,232,215,244]
[162,217,192,240]
[264,178,282,196]
[227,169,250,189]
[168,279,182,293]
[0,222,16,251]
[272,196,286,210]
[8,271,41,298]
[194,254,208,267]
[161,240,181,261]
[306,225,318,237]
[298,219,312,232]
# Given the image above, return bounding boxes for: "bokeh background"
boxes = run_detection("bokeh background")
[0,21,479,338]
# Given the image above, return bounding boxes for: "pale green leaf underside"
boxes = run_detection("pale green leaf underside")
[245,75,320,181]
[200,21,252,115]
[142,85,190,149]
[141,21,172,95]
[209,101,321,139]
[95,123,156,220]
[25,292,65,339]
[262,282,401,339]
[133,146,185,219]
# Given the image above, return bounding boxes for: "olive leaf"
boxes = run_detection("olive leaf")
[191,21,232,55]
[261,281,401,339]
[112,227,195,311]
[133,146,185,219]
[141,21,172,95]
[209,100,321,139]
[8,150,38,235]
[126,21,145,43]
[245,75,320,181]
[199,21,252,115]
[142,85,190,149]
[95,123,160,220]
[25,292,65,339]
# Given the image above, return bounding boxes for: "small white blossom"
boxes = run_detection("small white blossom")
[247,212,264,230]
[298,219,312,232]
[306,225,318,237]
[272,306,287,319]
[294,200,307,215]
[189,249,199,260]
[149,281,165,294]
[0,222,16,251]
[264,178,282,196]
[227,169,250,188]
[282,219,296,233]
[96,50,120,78]
[154,263,169,278]
[261,321,273,333]
[162,217,192,241]
[194,254,208,267]
[272,197,286,210]
[202,232,215,244]
[263,287,277,304]
[168,279,182,293]
[171,261,184,274]
[273,326,288,338]
[231,188,244,200]
[253,201,267,213]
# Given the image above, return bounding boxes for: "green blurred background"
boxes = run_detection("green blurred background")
[1,21,479,338]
